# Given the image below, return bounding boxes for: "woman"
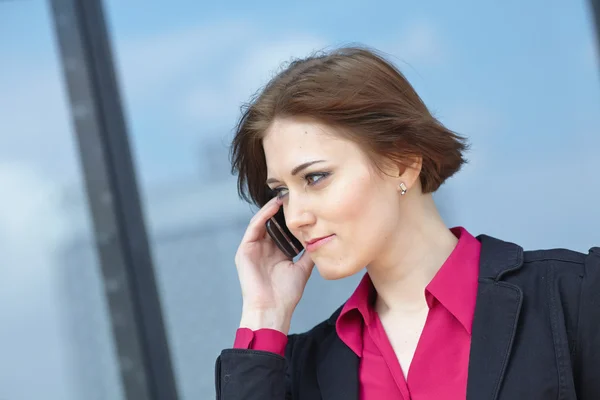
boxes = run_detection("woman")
[214,46,599,400]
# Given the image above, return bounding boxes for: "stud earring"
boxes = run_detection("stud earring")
[399,182,408,195]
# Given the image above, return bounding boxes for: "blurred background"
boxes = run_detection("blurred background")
[0,0,599,399]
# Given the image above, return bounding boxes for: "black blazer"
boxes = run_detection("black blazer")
[215,235,600,400]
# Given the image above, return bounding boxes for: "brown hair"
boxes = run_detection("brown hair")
[230,45,469,207]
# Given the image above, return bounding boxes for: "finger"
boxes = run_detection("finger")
[293,250,315,276]
[241,196,282,243]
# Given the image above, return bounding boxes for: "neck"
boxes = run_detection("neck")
[367,194,458,316]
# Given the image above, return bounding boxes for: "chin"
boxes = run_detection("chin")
[314,258,364,281]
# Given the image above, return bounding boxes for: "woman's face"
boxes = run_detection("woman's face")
[263,117,406,279]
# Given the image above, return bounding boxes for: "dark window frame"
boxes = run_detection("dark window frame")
[48,1,179,399]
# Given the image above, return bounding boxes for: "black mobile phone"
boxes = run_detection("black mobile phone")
[266,207,304,258]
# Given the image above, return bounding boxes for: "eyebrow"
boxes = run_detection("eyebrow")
[266,160,326,184]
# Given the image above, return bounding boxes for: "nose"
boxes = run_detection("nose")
[283,194,316,233]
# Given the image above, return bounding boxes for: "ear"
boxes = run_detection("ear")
[396,155,422,192]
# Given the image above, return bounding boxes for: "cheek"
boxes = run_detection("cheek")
[329,171,394,240]
[326,173,374,222]
[313,174,391,279]
[335,176,399,251]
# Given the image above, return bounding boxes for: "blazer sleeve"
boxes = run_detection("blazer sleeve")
[574,247,600,398]
[215,334,296,400]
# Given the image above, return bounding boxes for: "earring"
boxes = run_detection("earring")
[399,182,407,195]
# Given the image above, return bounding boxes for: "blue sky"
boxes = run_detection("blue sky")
[0,1,599,399]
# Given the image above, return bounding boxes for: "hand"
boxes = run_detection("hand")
[235,196,314,334]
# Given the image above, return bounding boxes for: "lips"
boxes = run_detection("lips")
[305,234,335,252]
[306,235,330,245]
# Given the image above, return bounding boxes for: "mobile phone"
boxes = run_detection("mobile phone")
[266,207,304,258]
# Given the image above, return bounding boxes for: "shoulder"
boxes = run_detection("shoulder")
[476,233,597,281]
[519,247,589,283]
[523,246,589,268]
[478,233,600,322]
[514,246,595,300]
[514,244,599,286]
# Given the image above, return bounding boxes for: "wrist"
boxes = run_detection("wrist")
[239,307,292,335]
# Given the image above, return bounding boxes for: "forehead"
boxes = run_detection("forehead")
[264,117,333,149]
[263,118,358,170]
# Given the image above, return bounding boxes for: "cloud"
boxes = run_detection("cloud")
[390,19,447,66]
[0,162,75,400]
[0,162,69,292]
[176,20,447,128]
[0,64,77,181]
[114,18,257,103]
[180,34,329,126]
[109,18,447,131]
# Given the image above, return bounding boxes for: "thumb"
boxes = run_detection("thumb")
[294,250,315,277]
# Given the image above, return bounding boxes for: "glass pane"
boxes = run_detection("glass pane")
[104,0,600,398]
[0,3,124,400]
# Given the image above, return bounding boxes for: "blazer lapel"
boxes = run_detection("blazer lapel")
[316,330,359,400]
[467,235,524,400]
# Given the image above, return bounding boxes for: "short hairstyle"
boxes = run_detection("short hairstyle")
[230,45,469,207]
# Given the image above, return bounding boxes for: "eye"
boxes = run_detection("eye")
[268,172,329,199]
[305,172,330,186]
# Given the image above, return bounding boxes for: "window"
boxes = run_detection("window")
[0,3,124,400]
[3,1,596,399]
